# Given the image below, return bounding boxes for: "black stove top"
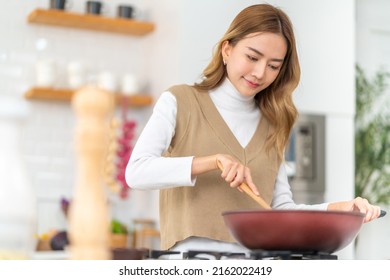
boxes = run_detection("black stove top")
[148,249,338,260]
[249,249,338,260]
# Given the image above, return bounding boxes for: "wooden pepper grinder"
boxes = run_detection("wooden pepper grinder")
[68,86,115,259]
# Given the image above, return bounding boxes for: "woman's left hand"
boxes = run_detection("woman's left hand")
[328,197,381,223]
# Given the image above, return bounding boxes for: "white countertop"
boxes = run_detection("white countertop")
[32,251,69,260]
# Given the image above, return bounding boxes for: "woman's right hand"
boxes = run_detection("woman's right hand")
[216,154,259,196]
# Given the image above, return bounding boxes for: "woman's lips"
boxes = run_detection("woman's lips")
[244,78,259,89]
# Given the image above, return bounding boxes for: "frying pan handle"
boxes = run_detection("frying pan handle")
[380,210,387,218]
[216,160,271,210]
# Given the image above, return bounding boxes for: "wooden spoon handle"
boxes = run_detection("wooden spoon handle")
[216,160,271,209]
[238,182,272,209]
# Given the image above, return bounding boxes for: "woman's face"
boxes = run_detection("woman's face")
[222,32,287,97]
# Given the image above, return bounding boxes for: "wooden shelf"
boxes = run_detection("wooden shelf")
[24,87,153,108]
[27,8,155,36]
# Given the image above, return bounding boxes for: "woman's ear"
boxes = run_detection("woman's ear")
[221,40,231,64]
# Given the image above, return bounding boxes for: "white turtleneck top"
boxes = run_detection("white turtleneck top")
[126,78,328,253]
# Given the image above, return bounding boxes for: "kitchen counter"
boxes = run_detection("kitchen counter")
[32,251,69,260]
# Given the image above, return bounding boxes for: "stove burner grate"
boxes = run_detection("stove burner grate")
[185,250,248,260]
[249,249,338,260]
[148,249,338,260]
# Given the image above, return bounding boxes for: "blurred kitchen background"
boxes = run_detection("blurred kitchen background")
[1,0,390,260]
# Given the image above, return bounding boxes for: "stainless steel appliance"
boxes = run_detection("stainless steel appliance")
[285,114,326,204]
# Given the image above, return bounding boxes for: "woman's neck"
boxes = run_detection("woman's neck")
[210,78,256,111]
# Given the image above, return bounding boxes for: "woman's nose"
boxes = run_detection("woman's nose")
[252,62,266,80]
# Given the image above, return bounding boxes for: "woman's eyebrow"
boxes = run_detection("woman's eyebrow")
[246,47,284,62]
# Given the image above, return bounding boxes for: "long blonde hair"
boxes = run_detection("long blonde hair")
[194,4,300,160]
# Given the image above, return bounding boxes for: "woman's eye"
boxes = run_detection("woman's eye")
[269,64,280,70]
[246,55,258,62]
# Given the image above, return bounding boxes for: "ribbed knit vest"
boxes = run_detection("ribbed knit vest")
[160,85,281,250]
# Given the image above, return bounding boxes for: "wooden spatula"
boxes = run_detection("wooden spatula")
[217,160,271,209]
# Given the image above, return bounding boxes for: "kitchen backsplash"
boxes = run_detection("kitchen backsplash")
[0,0,159,236]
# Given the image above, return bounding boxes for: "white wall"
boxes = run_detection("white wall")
[357,0,390,74]
[177,0,263,84]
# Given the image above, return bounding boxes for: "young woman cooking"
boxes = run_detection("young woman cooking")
[125,4,382,253]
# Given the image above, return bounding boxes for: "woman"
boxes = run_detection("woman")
[126,4,381,253]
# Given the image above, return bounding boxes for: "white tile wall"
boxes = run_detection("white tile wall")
[0,0,162,236]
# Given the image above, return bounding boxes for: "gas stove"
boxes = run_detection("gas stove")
[173,250,337,260]
[113,248,338,260]
[248,250,337,260]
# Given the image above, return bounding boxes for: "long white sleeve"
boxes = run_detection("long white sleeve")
[125,91,195,190]
[271,163,328,210]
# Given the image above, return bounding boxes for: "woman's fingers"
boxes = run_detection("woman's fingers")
[224,163,241,184]
[353,197,381,223]
[217,156,259,195]
[328,197,382,223]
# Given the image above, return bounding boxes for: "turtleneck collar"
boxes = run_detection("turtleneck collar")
[209,78,257,112]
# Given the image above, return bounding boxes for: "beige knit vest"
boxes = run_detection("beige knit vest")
[159,84,281,250]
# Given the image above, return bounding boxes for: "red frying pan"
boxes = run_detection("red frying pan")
[217,162,386,253]
[222,209,370,253]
